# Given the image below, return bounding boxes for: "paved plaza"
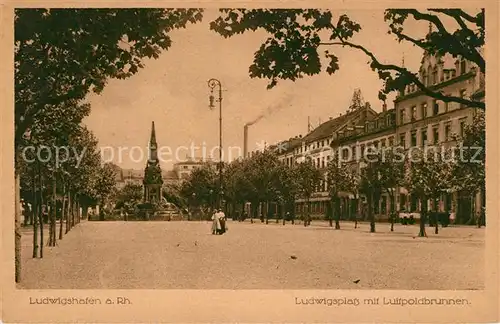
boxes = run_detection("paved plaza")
[19,220,484,290]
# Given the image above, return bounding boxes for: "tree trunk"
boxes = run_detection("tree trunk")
[65,189,71,234]
[419,195,428,237]
[38,167,44,258]
[15,172,22,283]
[368,192,375,233]
[434,198,439,235]
[389,192,395,232]
[59,189,65,240]
[32,170,39,258]
[354,196,359,229]
[265,201,269,224]
[303,200,309,227]
[328,199,333,227]
[73,195,78,224]
[334,197,341,230]
[76,196,80,224]
[250,202,254,223]
[48,175,57,246]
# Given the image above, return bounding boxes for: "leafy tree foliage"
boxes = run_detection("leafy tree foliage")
[326,151,358,229]
[116,183,143,214]
[14,8,204,280]
[295,158,322,226]
[94,163,118,220]
[211,9,484,109]
[374,149,405,231]
[180,163,218,208]
[404,148,455,236]
[451,112,485,227]
[15,8,204,145]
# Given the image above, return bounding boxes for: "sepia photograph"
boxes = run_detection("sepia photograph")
[2,3,498,323]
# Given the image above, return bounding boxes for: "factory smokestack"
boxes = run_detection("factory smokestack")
[243,124,249,158]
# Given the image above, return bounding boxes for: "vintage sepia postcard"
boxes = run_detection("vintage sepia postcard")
[1,1,499,323]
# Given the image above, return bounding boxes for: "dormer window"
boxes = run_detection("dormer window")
[460,59,467,75]
[432,67,438,85]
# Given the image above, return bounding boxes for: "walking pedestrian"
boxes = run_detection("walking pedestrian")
[211,210,221,235]
[218,209,227,234]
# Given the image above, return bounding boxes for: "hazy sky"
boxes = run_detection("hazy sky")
[84,9,433,170]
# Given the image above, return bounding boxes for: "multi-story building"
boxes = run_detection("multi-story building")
[277,103,379,219]
[275,135,303,167]
[115,168,143,190]
[260,49,484,224]
[173,157,216,181]
[330,103,397,220]
[394,50,484,222]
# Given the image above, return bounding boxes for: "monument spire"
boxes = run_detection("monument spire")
[148,121,158,162]
[150,121,157,145]
[143,121,163,204]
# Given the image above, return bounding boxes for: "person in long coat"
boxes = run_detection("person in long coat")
[211,210,221,235]
[218,209,226,234]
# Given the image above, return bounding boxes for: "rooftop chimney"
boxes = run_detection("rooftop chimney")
[243,125,249,158]
[382,102,387,112]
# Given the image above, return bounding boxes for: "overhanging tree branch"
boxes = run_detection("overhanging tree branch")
[319,40,485,109]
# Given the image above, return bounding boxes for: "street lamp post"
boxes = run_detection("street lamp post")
[190,192,196,221]
[208,78,224,209]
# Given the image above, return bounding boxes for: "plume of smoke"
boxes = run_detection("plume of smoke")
[245,95,294,127]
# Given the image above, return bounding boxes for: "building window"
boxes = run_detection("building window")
[183,166,188,169]
[433,100,439,116]
[460,89,467,108]
[381,139,386,148]
[410,194,418,212]
[321,158,325,168]
[459,118,467,138]
[360,144,365,157]
[445,122,452,141]
[399,134,406,149]
[433,127,440,144]
[388,136,394,147]
[400,194,407,211]
[411,131,417,147]
[460,59,466,75]
[411,106,417,121]
[422,129,428,146]
[421,103,427,119]
[399,108,405,125]
[352,146,357,159]
[432,67,438,84]
[422,72,427,86]
[381,196,387,214]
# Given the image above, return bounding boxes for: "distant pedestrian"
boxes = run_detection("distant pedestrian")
[449,211,456,225]
[218,209,227,234]
[211,210,221,235]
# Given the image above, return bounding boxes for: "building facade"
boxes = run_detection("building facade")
[394,51,484,222]
[330,104,397,220]
[275,102,379,219]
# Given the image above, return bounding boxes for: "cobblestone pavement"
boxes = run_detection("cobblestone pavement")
[19,220,484,290]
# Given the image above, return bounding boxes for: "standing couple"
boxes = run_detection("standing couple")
[211,208,227,235]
